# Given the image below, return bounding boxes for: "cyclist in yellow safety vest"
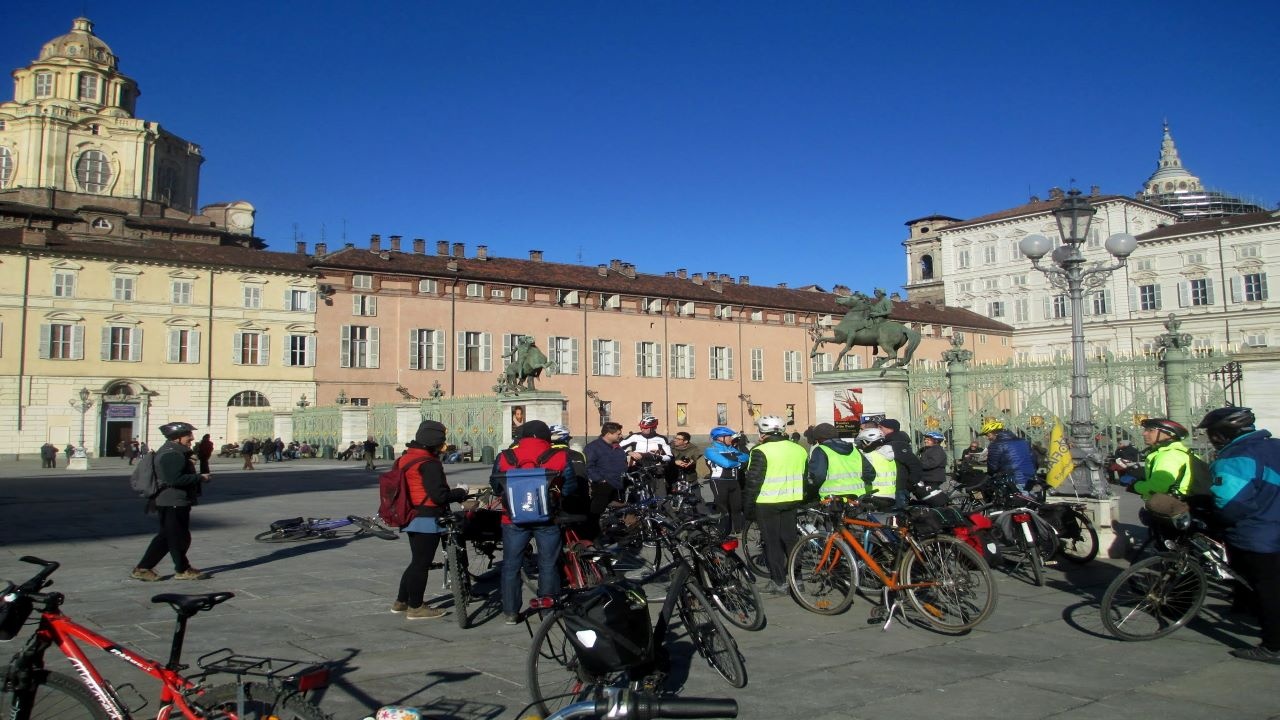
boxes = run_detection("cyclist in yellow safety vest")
[805,422,875,500]
[743,414,809,595]
[856,427,898,509]
[1132,418,1195,500]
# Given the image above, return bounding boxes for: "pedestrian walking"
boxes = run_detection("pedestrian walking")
[196,434,214,474]
[364,436,380,470]
[240,438,256,470]
[131,422,212,582]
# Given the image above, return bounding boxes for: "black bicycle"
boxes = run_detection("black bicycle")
[253,515,397,543]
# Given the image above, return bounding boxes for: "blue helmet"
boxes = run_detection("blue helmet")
[923,432,945,442]
[709,425,737,440]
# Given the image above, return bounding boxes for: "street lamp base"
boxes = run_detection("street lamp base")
[67,455,89,471]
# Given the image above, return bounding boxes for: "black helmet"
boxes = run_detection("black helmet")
[1197,406,1255,448]
[1140,418,1188,440]
[159,421,197,440]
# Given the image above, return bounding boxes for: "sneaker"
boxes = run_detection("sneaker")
[1230,645,1280,664]
[405,605,446,620]
[391,600,409,613]
[130,567,161,582]
[768,581,789,596]
[503,612,521,625]
[173,568,210,580]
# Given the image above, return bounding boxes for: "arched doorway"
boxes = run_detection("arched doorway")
[224,390,270,444]
[101,381,144,457]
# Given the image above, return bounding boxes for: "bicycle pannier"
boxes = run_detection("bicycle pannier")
[1037,504,1082,540]
[561,581,652,674]
[377,456,433,529]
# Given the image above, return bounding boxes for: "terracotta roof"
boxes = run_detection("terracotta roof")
[0,228,316,275]
[312,247,1013,332]
[1136,209,1280,242]
[941,194,1175,232]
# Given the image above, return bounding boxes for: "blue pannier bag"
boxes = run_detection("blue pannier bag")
[491,448,565,525]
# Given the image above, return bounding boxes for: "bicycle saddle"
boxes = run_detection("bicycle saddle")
[151,592,235,617]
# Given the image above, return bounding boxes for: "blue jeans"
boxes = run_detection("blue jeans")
[501,522,562,615]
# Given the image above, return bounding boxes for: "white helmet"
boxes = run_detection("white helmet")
[856,427,886,448]
[756,415,787,435]
[548,424,571,442]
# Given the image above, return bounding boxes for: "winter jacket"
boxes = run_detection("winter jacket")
[400,446,466,519]
[493,437,576,525]
[585,436,628,490]
[806,439,874,499]
[704,442,749,482]
[919,444,948,487]
[619,431,673,462]
[886,431,923,491]
[1209,429,1280,553]
[986,430,1037,488]
[152,440,204,508]
[1133,440,1194,499]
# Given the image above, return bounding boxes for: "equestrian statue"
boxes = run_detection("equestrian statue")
[809,288,921,370]
[494,335,555,394]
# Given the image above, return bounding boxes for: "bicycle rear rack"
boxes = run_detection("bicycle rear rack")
[197,648,330,690]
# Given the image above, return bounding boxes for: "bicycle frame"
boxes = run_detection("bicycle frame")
[815,514,934,593]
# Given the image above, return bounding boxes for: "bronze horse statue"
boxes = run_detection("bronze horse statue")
[810,295,922,370]
[495,336,555,393]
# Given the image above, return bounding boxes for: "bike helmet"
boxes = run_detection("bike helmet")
[709,425,737,440]
[1197,406,1256,448]
[1140,417,1188,440]
[639,414,659,430]
[548,424,571,442]
[856,427,885,448]
[980,420,1004,434]
[923,431,946,443]
[756,415,787,435]
[159,421,197,440]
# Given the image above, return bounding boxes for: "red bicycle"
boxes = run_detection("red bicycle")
[0,556,331,719]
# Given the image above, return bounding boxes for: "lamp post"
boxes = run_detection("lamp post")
[1019,189,1138,498]
[67,387,94,467]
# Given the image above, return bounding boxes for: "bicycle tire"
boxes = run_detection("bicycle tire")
[347,516,399,540]
[197,682,330,719]
[786,532,857,616]
[901,535,997,633]
[1100,553,1207,641]
[1059,509,1099,564]
[741,520,769,577]
[526,611,626,718]
[448,537,471,629]
[0,669,109,719]
[253,527,313,543]
[677,582,747,688]
[703,547,765,631]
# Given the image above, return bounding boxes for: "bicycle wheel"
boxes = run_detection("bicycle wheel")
[901,535,997,633]
[526,611,625,718]
[253,527,312,543]
[1059,509,1099,564]
[347,516,398,540]
[786,532,857,615]
[703,548,765,631]
[1100,553,1207,641]
[741,520,769,577]
[0,669,108,719]
[1015,530,1045,587]
[197,682,329,719]
[676,583,747,688]
[447,538,471,629]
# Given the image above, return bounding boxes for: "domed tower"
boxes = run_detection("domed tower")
[1138,121,1265,220]
[0,17,203,213]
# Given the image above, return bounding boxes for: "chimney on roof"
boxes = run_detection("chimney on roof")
[598,264,608,276]
[452,242,465,258]
[777,282,788,289]
[1090,185,1101,197]
[20,228,46,247]
[389,235,402,252]
[610,259,623,271]
[369,234,381,252]
[529,250,543,262]
[621,263,636,278]
[436,240,449,256]
[295,241,306,254]
[709,275,723,292]
[1048,187,1064,200]
[316,242,327,255]
[476,245,488,260]
[412,238,425,254]
[345,242,355,249]
[739,275,749,286]
[446,259,458,271]
[677,268,687,279]
[692,273,704,285]
[720,273,732,284]
[665,271,675,277]
[1029,195,1040,203]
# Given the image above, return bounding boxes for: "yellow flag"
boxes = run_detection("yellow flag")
[1045,418,1076,488]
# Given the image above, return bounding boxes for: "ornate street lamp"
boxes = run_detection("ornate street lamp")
[67,387,95,459]
[1020,189,1137,498]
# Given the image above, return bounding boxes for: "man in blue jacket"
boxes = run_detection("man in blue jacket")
[1198,407,1280,664]
[982,420,1037,491]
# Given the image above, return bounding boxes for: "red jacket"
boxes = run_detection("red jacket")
[400,446,465,517]
[493,438,574,524]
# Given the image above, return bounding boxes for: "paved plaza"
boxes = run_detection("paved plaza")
[1,457,1276,719]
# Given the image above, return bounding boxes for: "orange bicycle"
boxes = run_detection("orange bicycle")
[785,498,997,633]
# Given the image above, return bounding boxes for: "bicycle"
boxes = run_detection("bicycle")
[253,515,398,543]
[786,497,997,633]
[0,556,331,719]
[741,503,828,577]
[537,686,737,720]
[1099,512,1243,641]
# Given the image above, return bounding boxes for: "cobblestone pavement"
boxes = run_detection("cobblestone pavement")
[1,458,1276,719]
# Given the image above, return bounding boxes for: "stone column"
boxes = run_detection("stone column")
[942,337,973,465]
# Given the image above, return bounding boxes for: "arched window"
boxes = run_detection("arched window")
[228,390,270,407]
[920,254,934,280]
[105,382,136,397]
[76,150,110,193]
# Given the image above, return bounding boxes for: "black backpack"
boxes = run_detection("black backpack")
[1176,448,1214,500]
[129,451,161,498]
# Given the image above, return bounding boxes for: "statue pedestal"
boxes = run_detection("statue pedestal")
[501,392,564,445]
[812,369,911,436]
[66,454,89,471]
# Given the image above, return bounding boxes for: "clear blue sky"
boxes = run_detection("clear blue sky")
[9,1,1279,293]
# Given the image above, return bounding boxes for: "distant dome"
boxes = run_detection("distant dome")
[38,18,118,70]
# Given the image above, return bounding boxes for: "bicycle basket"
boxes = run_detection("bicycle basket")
[561,581,652,675]
[0,591,33,641]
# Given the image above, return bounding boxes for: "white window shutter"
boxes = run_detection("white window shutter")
[1128,286,1138,311]
[655,344,662,377]
[480,332,492,372]
[39,324,50,359]
[67,325,82,360]
[432,332,444,370]
[130,328,142,361]
[352,295,361,315]
[635,342,644,376]
[1041,297,1051,319]
[502,333,513,368]
[1261,274,1270,301]
[341,327,352,368]
[727,348,734,379]
[259,333,269,365]
[190,330,201,363]
[456,331,465,371]
[1206,278,1215,305]
[668,345,676,378]
[369,296,378,316]
[168,330,180,363]
[409,330,420,370]
[233,331,243,364]
[611,341,620,375]
[1231,276,1242,303]
[1152,284,1162,309]
[1177,282,1188,307]
[568,338,579,374]
[283,288,293,310]
[368,327,379,368]
[591,339,600,375]
[307,291,316,311]
[305,335,315,366]
[688,344,695,378]
[101,326,111,360]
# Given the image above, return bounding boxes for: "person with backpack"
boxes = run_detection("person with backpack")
[1197,407,1280,664]
[391,420,469,621]
[492,420,576,624]
[704,426,749,536]
[130,422,211,582]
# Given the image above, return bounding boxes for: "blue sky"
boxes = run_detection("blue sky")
[8,1,1279,293]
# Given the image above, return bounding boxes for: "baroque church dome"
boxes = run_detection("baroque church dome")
[38,17,119,70]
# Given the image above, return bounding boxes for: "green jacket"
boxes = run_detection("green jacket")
[1133,440,1194,499]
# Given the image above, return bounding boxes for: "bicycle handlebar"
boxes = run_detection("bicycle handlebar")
[15,556,59,594]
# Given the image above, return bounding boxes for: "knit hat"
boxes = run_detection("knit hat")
[809,423,840,442]
[881,418,901,432]
[518,420,552,441]
[415,420,447,448]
